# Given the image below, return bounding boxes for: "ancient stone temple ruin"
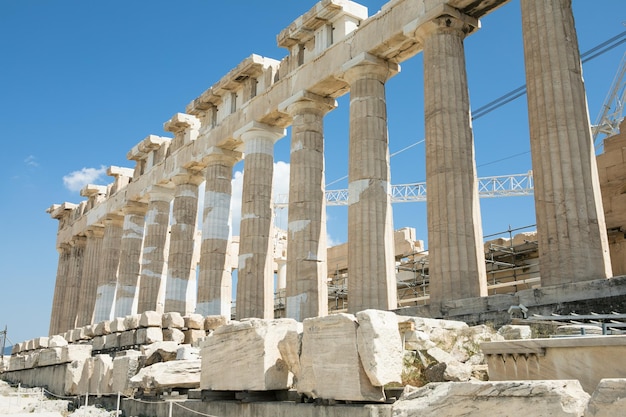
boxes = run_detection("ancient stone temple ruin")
[3,0,626,415]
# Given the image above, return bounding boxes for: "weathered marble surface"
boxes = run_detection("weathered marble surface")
[356,310,403,386]
[585,378,626,417]
[130,359,201,391]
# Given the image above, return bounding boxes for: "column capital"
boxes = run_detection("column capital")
[147,185,175,202]
[406,5,479,43]
[122,200,149,216]
[70,235,87,247]
[85,224,105,239]
[104,212,125,226]
[234,121,286,144]
[202,146,242,167]
[342,52,400,84]
[164,112,201,144]
[172,168,206,186]
[278,90,337,116]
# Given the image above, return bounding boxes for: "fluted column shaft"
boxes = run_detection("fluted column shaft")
[114,201,148,317]
[61,235,86,331]
[164,173,204,314]
[76,226,104,326]
[49,243,71,335]
[197,149,240,317]
[138,187,173,313]
[282,93,335,321]
[419,14,487,309]
[344,55,398,313]
[521,0,612,284]
[236,122,285,319]
[93,214,124,322]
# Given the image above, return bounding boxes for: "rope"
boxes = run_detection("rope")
[42,387,79,401]
[173,401,222,417]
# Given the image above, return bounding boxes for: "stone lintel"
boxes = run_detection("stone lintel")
[341,52,400,81]
[48,202,78,219]
[405,3,480,42]
[201,146,242,167]
[171,167,206,186]
[107,166,134,178]
[186,87,222,115]
[277,0,368,48]
[127,135,171,161]
[80,184,107,198]
[164,113,201,135]
[214,55,279,95]
[122,200,149,216]
[234,121,286,143]
[147,185,175,202]
[278,90,337,115]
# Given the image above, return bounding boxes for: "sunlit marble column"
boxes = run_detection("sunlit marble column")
[343,53,398,313]
[114,201,148,317]
[61,235,86,331]
[76,225,104,326]
[235,122,285,319]
[164,171,204,314]
[279,91,336,321]
[416,11,487,310]
[138,186,173,314]
[521,0,612,284]
[93,213,124,323]
[196,148,240,317]
[49,243,71,335]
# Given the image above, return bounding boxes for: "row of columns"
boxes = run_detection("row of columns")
[49,0,612,335]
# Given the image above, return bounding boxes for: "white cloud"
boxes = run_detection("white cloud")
[24,155,39,167]
[62,166,107,192]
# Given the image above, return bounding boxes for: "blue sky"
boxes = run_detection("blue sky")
[0,0,624,345]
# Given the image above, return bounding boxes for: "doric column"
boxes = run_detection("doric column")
[61,235,87,331]
[114,201,148,317]
[343,53,398,313]
[75,225,104,326]
[93,213,124,323]
[137,186,173,314]
[196,148,241,317]
[415,9,487,310]
[521,0,612,284]
[235,121,286,319]
[164,171,204,314]
[279,91,336,321]
[49,243,71,335]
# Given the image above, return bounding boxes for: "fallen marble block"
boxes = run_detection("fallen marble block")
[124,314,141,330]
[94,320,112,336]
[110,317,126,333]
[176,345,200,361]
[356,309,403,386]
[184,329,206,345]
[163,328,185,344]
[34,337,49,349]
[38,348,63,367]
[120,330,137,348]
[162,312,184,329]
[24,351,39,369]
[140,311,162,328]
[204,315,228,331]
[298,313,385,402]
[8,355,25,371]
[498,325,532,340]
[90,354,113,395]
[77,357,94,395]
[49,335,68,347]
[586,378,626,417]
[104,333,120,350]
[136,327,163,345]
[394,380,589,417]
[130,359,201,391]
[65,359,87,395]
[184,314,204,330]
[142,341,180,365]
[111,350,143,396]
[91,335,105,351]
[201,318,300,391]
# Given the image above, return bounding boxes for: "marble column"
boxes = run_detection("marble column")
[138,186,173,314]
[164,172,204,314]
[280,91,336,321]
[114,201,148,317]
[235,122,285,319]
[49,243,71,335]
[75,225,104,326]
[343,54,398,313]
[93,213,124,323]
[196,148,240,317]
[521,0,612,284]
[417,12,488,309]
[61,235,86,331]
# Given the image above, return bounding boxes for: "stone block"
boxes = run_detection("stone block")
[298,314,384,402]
[94,320,112,336]
[176,345,200,361]
[498,325,532,340]
[110,317,126,333]
[112,351,142,396]
[38,347,63,367]
[92,335,105,351]
[64,359,86,395]
[90,354,114,395]
[162,312,184,329]
[586,378,626,417]
[83,325,95,338]
[24,351,39,369]
[62,345,92,363]
[104,333,120,350]
[394,380,589,417]
[8,355,25,371]
[49,335,68,347]
[77,357,94,395]
[67,329,79,342]
[184,313,204,330]
[130,360,201,391]
[142,341,180,365]
[404,330,436,351]
[425,347,471,382]
[124,314,141,329]
[136,327,163,345]
[204,315,228,331]
[120,330,137,348]
[139,311,162,328]
[356,309,403,386]
[201,318,300,391]
[183,329,206,345]
[26,339,35,351]
[11,343,20,355]
[163,328,185,343]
